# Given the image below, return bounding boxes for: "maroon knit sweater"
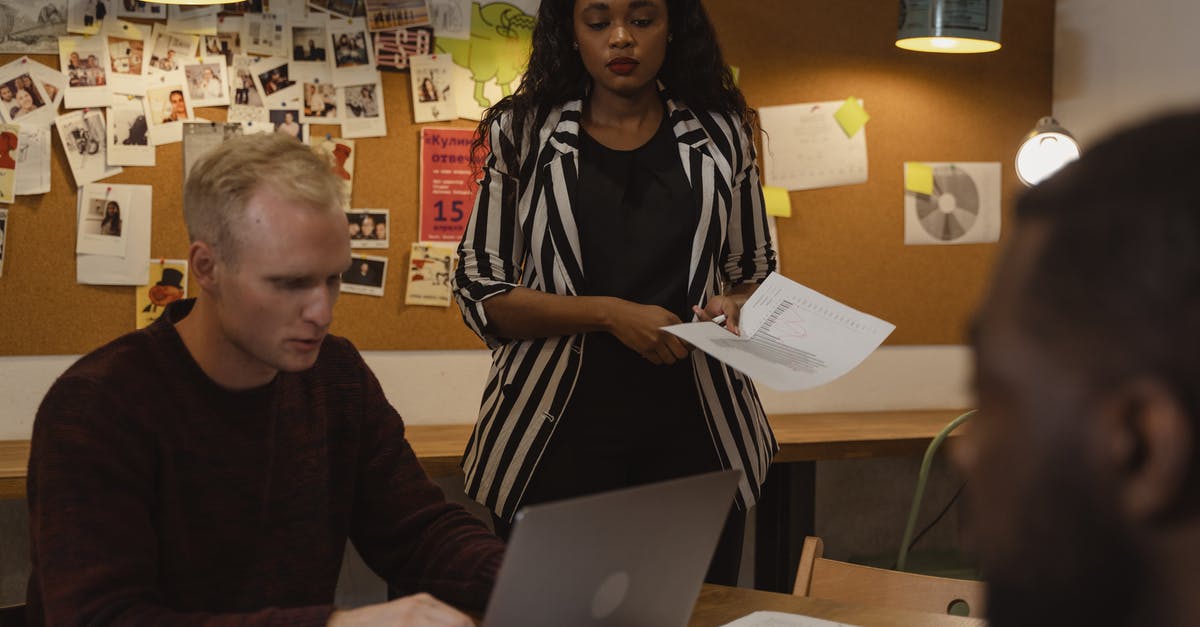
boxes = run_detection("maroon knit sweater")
[26,300,504,626]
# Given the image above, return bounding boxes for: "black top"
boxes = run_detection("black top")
[570,111,701,418]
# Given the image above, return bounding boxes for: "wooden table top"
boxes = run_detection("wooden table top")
[0,409,967,500]
[689,583,986,626]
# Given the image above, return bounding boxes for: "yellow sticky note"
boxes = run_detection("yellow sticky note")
[905,162,934,195]
[833,97,870,138]
[762,186,792,218]
[729,65,740,86]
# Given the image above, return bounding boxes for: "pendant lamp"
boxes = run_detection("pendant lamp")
[896,0,1003,54]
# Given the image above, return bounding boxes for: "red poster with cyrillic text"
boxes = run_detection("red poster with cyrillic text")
[419,127,478,243]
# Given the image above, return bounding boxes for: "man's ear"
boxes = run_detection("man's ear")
[1099,378,1194,522]
[188,240,220,293]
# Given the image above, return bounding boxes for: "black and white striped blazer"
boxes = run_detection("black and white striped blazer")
[454,89,779,521]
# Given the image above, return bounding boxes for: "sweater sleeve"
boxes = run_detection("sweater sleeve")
[347,362,505,610]
[27,376,336,627]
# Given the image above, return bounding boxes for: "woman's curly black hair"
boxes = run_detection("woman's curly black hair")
[473,0,752,159]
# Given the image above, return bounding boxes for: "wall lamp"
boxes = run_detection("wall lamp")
[1015,117,1081,186]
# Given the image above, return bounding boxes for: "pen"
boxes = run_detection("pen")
[711,314,727,326]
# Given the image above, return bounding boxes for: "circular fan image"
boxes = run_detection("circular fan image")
[913,165,979,241]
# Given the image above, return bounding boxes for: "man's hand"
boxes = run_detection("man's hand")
[327,593,474,627]
[605,299,690,365]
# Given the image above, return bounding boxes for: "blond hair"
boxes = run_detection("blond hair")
[183,132,344,264]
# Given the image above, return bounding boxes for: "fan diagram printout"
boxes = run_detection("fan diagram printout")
[662,273,895,392]
[903,161,1001,245]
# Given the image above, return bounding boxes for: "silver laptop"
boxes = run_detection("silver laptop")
[482,469,742,627]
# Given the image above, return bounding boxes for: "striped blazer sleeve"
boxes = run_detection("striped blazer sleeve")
[716,112,776,285]
[454,113,525,350]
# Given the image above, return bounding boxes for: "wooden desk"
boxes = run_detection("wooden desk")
[0,409,964,500]
[689,584,985,626]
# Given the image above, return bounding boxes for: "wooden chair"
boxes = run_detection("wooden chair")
[793,536,986,619]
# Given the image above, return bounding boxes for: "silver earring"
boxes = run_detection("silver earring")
[668,34,673,43]
[572,41,578,50]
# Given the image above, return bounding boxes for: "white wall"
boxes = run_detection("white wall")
[0,345,974,439]
[1054,0,1200,146]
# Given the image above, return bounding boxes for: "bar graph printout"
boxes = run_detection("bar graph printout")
[663,273,895,391]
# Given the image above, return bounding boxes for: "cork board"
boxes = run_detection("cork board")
[0,0,1053,355]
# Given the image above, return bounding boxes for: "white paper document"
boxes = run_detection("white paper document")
[664,273,895,392]
[721,610,858,627]
[759,100,868,191]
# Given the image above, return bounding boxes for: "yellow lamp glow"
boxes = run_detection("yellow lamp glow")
[1015,117,1081,186]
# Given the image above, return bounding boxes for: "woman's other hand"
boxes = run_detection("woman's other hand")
[605,299,689,365]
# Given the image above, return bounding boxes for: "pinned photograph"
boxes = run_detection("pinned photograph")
[26,58,66,121]
[15,126,52,196]
[219,0,266,15]
[145,72,194,144]
[114,0,166,20]
[310,0,365,19]
[77,186,131,258]
[166,5,220,36]
[312,135,354,208]
[346,208,387,248]
[269,108,305,141]
[328,18,377,86]
[0,69,52,124]
[228,54,268,124]
[106,96,153,166]
[0,208,6,277]
[102,19,149,95]
[183,58,229,107]
[427,0,469,40]
[182,121,242,178]
[145,26,197,74]
[373,26,432,72]
[340,80,386,138]
[405,242,455,307]
[66,0,106,35]
[252,57,299,104]
[341,253,386,296]
[59,34,112,108]
[301,80,337,122]
[202,16,242,67]
[244,12,289,57]
[55,108,122,185]
[291,22,328,62]
[0,1,69,55]
[365,0,430,32]
[0,124,17,203]
[408,53,455,123]
[136,259,187,329]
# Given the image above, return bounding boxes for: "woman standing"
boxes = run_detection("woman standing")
[100,201,122,236]
[453,0,776,584]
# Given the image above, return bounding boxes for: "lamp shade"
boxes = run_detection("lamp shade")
[896,0,1003,54]
[1015,117,1080,186]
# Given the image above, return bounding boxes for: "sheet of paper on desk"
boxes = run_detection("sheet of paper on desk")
[663,273,894,391]
[721,610,858,627]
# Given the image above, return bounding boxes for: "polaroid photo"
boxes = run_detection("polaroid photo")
[0,2,68,55]
[218,0,265,15]
[267,0,309,21]
[347,208,388,248]
[310,0,365,19]
[269,108,306,142]
[312,135,354,208]
[244,12,289,57]
[340,80,386,138]
[0,124,16,203]
[0,207,6,277]
[291,14,330,63]
[136,259,188,329]
[202,16,244,68]
[427,0,468,40]
[56,109,122,186]
[364,0,430,32]
[0,65,53,125]
[102,19,150,96]
[405,242,455,307]
[182,121,242,179]
[76,183,152,285]
[228,54,269,124]
[15,126,52,196]
[106,96,154,166]
[166,5,220,36]
[408,53,456,123]
[77,185,131,257]
[145,25,198,75]
[113,0,166,20]
[183,58,230,108]
[27,60,66,122]
[59,35,112,108]
[253,56,301,107]
[328,18,377,87]
[66,0,105,35]
[295,63,337,123]
[341,253,387,296]
[373,26,432,72]
[145,71,195,145]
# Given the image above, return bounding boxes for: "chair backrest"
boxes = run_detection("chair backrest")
[793,537,986,618]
